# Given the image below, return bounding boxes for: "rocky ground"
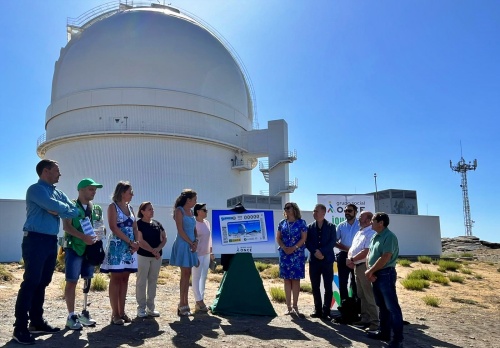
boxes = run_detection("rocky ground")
[0,236,499,348]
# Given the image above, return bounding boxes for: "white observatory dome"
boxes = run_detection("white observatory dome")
[38,5,256,208]
[51,8,252,120]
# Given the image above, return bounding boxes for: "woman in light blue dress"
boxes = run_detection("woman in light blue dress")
[100,181,139,325]
[170,189,199,316]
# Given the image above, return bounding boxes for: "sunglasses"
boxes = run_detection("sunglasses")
[284,206,293,210]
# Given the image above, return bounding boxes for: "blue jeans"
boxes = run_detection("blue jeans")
[372,267,404,342]
[65,247,94,282]
[14,232,58,328]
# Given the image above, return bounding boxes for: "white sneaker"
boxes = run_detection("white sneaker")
[137,309,148,318]
[147,309,160,317]
[79,311,96,327]
[66,315,83,330]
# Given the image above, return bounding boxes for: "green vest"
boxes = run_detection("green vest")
[65,200,103,256]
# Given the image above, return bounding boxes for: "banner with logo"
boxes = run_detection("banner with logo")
[211,210,275,254]
[317,194,375,309]
[317,194,376,226]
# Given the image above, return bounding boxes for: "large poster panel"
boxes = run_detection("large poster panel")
[317,194,375,309]
[317,194,376,226]
[211,210,276,254]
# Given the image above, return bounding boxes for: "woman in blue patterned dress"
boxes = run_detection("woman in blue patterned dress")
[100,181,140,325]
[276,202,308,317]
[170,189,199,316]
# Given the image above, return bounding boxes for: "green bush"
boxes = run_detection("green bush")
[448,274,465,283]
[460,268,472,275]
[255,261,272,272]
[473,273,483,280]
[300,283,312,293]
[438,260,461,272]
[0,265,13,281]
[270,287,286,302]
[460,252,474,258]
[422,295,441,307]
[417,256,432,264]
[401,278,430,291]
[430,273,450,285]
[407,269,433,280]
[397,259,412,267]
[90,273,108,291]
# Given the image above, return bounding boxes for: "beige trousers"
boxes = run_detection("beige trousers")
[354,263,379,325]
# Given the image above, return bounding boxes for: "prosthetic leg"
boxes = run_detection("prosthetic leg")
[79,278,96,327]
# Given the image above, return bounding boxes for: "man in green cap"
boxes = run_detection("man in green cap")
[63,178,104,330]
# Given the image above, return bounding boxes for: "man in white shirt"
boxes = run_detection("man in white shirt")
[347,211,379,332]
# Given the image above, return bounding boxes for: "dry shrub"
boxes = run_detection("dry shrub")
[91,273,108,291]
[270,287,286,303]
[261,265,280,279]
[422,295,441,307]
[158,270,172,280]
[207,274,223,283]
[0,265,13,281]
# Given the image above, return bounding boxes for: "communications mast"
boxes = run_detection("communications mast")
[450,156,477,236]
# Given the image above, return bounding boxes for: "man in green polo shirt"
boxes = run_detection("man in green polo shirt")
[365,212,404,348]
[63,178,103,330]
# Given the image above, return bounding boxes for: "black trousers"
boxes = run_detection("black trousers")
[309,260,334,313]
[336,251,357,303]
[14,232,58,328]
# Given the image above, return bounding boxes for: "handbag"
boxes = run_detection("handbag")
[209,259,217,272]
[85,240,106,266]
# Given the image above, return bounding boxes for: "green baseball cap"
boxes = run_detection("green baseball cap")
[77,178,103,190]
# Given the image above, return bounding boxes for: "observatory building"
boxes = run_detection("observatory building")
[37,2,297,207]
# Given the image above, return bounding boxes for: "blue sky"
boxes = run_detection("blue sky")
[1,1,499,242]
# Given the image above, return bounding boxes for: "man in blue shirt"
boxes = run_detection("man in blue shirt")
[335,204,360,307]
[365,212,404,348]
[13,159,79,345]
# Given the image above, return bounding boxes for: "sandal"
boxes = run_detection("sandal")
[111,315,124,325]
[284,307,293,315]
[195,302,209,312]
[177,305,192,316]
[122,314,132,323]
[293,306,305,318]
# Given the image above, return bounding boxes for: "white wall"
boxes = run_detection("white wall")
[0,200,441,262]
[0,200,27,263]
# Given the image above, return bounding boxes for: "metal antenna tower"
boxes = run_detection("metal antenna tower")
[450,149,477,236]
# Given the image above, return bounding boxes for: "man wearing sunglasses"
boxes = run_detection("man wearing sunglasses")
[334,204,360,322]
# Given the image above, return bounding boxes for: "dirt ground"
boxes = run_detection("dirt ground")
[1,248,499,348]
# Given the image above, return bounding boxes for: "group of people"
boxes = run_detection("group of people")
[13,158,402,347]
[13,159,213,345]
[276,202,404,348]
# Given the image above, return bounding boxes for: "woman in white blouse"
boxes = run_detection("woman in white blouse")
[191,203,214,311]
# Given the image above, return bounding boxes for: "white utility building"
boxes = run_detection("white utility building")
[37,2,297,207]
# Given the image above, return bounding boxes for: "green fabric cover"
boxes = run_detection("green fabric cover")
[65,201,103,256]
[210,253,277,317]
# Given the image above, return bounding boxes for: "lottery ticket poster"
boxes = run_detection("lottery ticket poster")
[211,210,275,254]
